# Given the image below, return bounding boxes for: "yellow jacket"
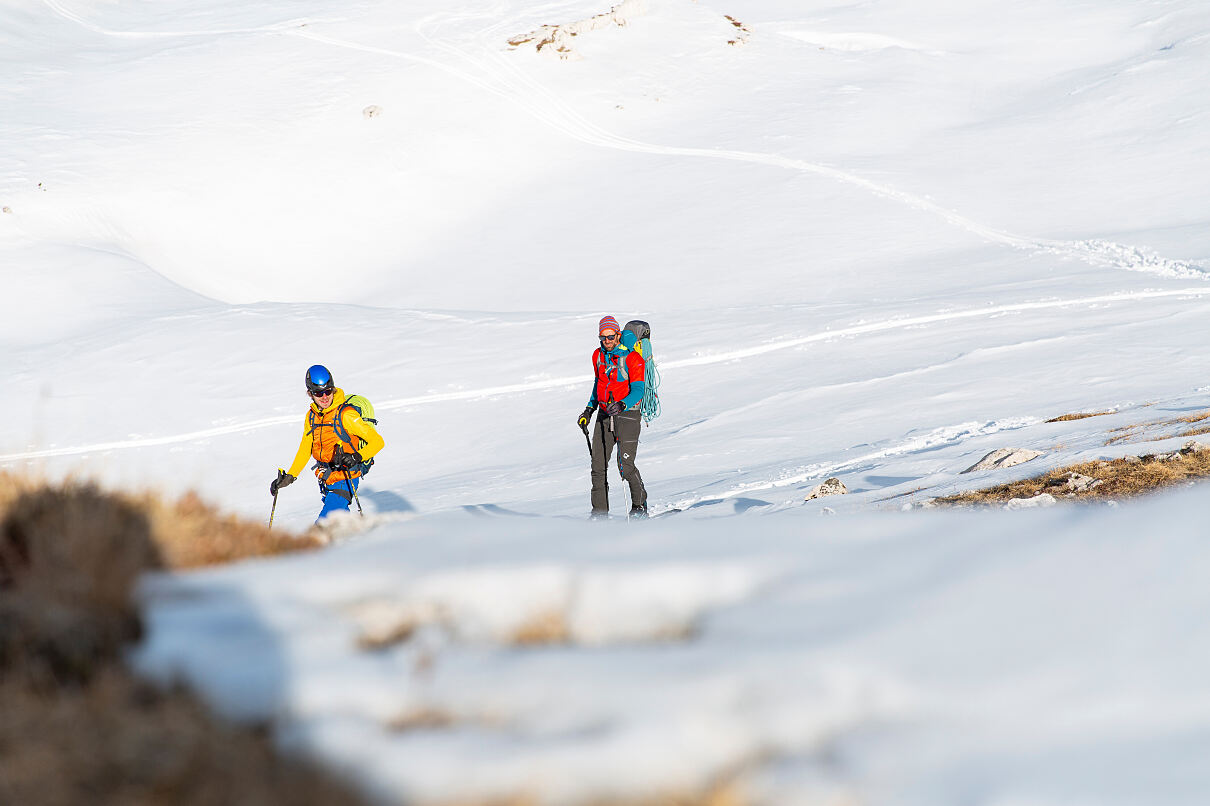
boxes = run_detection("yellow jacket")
[286,387,385,481]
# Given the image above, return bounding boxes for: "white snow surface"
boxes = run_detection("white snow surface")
[3,0,1210,803]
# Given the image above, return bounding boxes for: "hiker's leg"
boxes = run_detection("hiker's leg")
[590,414,613,513]
[614,411,647,509]
[316,483,353,522]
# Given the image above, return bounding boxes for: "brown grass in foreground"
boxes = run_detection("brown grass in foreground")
[0,478,762,806]
[0,671,370,806]
[0,480,372,806]
[0,471,323,570]
[937,445,1210,506]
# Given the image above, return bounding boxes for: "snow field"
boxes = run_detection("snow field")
[3,0,1210,803]
[134,491,1210,805]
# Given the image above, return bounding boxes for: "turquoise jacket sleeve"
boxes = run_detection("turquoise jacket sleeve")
[621,380,645,409]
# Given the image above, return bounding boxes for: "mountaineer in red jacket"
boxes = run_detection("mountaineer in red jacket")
[577,316,648,519]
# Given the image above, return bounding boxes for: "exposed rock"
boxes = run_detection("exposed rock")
[1180,440,1206,455]
[1064,473,1103,493]
[1123,455,1141,464]
[1003,493,1057,510]
[962,448,1043,474]
[804,477,848,501]
[508,0,647,60]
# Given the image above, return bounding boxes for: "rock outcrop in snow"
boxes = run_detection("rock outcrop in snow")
[805,477,848,500]
[962,447,1044,474]
[508,0,648,60]
[1063,472,1103,493]
[1003,492,1058,510]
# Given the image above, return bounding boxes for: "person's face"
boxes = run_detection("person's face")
[310,388,335,408]
[599,330,620,349]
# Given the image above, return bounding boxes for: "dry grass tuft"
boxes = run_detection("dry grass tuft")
[510,609,572,646]
[389,706,460,732]
[1100,409,1210,446]
[0,471,322,571]
[937,444,1210,506]
[1,484,160,686]
[1045,411,1114,423]
[0,670,370,806]
[135,489,324,569]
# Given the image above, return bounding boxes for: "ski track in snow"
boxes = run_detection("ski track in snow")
[39,0,329,38]
[3,287,1208,464]
[415,10,1209,283]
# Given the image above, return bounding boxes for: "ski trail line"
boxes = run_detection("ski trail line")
[417,13,1207,282]
[3,288,1208,464]
[42,0,1208,282]
[39,0,322,38]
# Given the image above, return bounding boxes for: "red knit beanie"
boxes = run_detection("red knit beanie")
[598,315,620,335]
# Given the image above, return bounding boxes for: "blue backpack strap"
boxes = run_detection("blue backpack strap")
[332,402,354,445]
[331,401,375,475]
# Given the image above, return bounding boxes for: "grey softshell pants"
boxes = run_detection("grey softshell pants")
[590,409,647,513]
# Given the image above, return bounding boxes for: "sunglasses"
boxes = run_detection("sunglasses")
[599,332,620,341]
[310,388,335,398]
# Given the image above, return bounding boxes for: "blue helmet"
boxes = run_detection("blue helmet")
[305,365,334,395]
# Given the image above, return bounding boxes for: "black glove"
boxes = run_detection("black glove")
[329,448,364,471]
[577,407,594,431]
[270,471,295,496]
[604,400,625,417]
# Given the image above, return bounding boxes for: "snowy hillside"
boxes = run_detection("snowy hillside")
[3,0,1209,802]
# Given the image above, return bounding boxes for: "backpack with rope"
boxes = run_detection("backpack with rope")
[623,320,661,424]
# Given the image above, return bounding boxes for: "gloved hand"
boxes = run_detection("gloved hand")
[329,448,364,471]
[270,471,295,496]
[577,407,594,430]
[604,400,625,417]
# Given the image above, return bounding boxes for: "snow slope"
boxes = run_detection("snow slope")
[3,0,1209,802]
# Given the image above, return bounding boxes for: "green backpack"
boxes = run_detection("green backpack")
[335,394,378,470]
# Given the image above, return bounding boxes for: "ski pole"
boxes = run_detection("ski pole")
[345,471,363,516]
[269,468,285,528]
[580,416,593,458]
[333,446,364,517]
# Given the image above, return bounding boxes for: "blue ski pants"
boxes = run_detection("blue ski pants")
[317,476,360,522]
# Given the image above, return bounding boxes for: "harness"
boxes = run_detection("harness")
[307,402,374,487]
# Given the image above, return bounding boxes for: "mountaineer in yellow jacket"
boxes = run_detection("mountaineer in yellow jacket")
[269,365,385,522]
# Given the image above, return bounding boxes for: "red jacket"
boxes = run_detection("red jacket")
[589,346,646,411]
